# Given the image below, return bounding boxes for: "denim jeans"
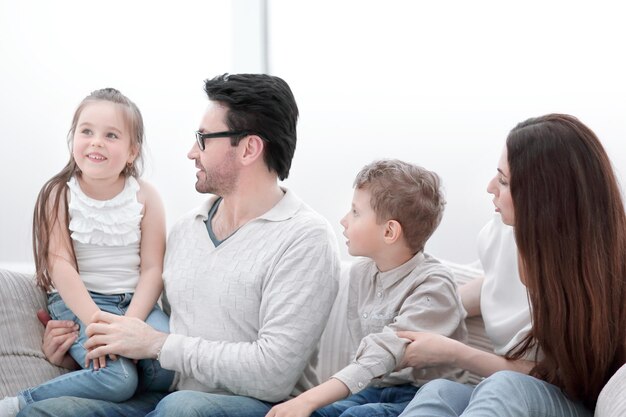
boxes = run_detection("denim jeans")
[17,391,276,417]
[145,390,276,417]
[312,385,419,417]
[398,371,592,417]
[17,392,166,417]
[18,292,174,407]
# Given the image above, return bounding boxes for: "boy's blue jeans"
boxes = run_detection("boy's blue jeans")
[312,384,419,417]
[18,292,174,406]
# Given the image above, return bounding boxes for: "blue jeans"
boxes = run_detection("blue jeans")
[18,292,174,407]
[146,390,276,417]
[17,392,166,417]
[17,391,276,417]
[398,371,592,417]
[313,385,419,417]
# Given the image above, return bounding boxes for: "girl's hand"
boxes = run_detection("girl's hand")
[396,331,459,370]
[89,355,108,370]
[265,398,314,417]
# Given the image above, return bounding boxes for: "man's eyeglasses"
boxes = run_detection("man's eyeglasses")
[195,130,250,151]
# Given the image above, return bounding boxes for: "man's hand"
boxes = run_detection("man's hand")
[37,309,80,370]
[84,311,168,361]
[396,331,459,370]
[265,397,315,417]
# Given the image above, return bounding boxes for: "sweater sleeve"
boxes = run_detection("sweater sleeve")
[159,225,340,402]
[332,272,464,393]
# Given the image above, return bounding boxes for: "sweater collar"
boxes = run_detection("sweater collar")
[194,187,301,223]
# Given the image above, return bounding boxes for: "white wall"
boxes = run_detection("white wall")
[269,0,626,263]
[0,0,233,264]
[1,1,625,266]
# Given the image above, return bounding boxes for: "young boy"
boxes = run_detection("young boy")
[266,159,467,417]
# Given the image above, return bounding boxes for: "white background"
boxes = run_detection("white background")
[2,0,625,268]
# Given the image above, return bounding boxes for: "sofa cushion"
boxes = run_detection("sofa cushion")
[0,269,67,397]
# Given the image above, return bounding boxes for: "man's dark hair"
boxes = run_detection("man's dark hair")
[204,73,299,180]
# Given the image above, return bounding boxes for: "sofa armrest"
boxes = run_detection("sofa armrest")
[0,269,67,397]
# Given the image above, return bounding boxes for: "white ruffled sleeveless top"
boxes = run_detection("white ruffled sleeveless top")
[67,176,143,294]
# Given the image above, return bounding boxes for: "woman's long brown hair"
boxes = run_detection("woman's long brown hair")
[505,114,626,408]
[32,88,145,291]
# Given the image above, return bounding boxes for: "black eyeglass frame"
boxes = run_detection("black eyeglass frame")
[195,130,251,151]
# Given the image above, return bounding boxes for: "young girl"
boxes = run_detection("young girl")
[396,114,626,416]
[0,88,173,417]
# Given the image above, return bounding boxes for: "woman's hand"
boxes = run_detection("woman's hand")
[37,309,80,370]
[397,331,460,370]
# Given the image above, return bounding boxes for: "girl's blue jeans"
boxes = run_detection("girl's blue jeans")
[18,292,175,406]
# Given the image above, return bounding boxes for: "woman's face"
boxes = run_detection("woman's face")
[487,147,515,225]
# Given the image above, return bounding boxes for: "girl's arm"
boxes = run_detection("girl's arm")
[48,193,100,326]
[459,276,484,317]
[397,331,535,378]
[125,180,166,321]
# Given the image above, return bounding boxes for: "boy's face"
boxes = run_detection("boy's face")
[340,187,386,258]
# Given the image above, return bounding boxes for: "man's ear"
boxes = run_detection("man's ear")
[383,220,403,244]
[239,135,265,166]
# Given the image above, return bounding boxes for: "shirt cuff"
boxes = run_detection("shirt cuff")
[158,333,185,371]
[332,363,376,394]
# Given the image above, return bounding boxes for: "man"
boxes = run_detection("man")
[20,74,340,417]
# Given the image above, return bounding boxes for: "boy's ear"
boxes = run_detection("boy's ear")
[383,220,403,244]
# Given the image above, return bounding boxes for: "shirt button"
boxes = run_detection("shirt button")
[358,382,364,388]
[376,292,382,298]
[362,313,368,319]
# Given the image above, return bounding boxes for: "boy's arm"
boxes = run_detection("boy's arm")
[333,271,463,393]
[265,379,349,417]
[125,181,166,321]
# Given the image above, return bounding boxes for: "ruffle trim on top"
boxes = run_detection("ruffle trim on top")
[67,176,143,246]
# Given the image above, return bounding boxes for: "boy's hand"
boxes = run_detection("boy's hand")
[265,397,315,417]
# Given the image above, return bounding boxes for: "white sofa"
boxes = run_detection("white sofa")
[1,263,624,416]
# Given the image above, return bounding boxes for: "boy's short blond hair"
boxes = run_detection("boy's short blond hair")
[354,159,445,253]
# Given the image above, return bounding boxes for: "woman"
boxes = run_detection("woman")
[398,114,626,416]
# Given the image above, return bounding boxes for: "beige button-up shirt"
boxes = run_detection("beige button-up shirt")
[332,252,467,393]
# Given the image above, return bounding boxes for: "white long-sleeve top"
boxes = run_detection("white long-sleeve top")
[159,189,340,402]
[478,215,532,355]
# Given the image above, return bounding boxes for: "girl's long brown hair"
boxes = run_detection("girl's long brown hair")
[505,114,626,407]
[32,88,145,291]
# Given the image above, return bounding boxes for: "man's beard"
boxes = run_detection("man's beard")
[195,149,239,196]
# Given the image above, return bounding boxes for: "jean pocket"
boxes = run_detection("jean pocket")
[48,295,78,323]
